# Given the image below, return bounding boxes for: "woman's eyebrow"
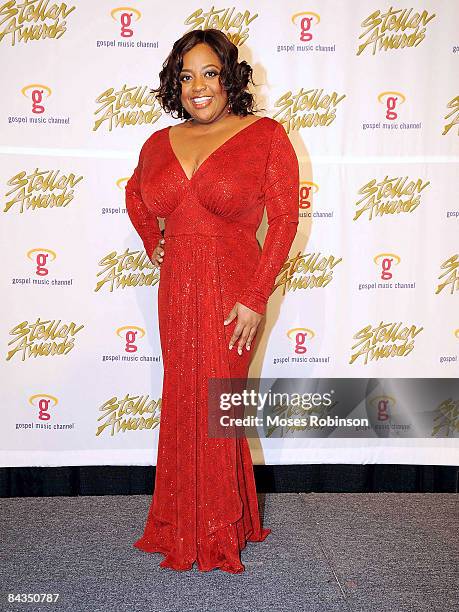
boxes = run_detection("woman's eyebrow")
[180,64,219,73]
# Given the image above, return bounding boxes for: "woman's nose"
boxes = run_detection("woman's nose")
[192,76,206,91]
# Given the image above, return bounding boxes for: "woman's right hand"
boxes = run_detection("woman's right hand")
[152,238,165,268]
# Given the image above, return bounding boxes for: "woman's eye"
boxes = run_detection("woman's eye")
[179,71,218,81]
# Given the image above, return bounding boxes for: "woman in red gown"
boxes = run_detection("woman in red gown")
[125,29,299,574]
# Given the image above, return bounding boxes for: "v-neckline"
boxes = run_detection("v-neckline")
[167,116,267,182]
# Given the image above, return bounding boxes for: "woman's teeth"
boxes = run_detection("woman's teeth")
[191,96,212,108]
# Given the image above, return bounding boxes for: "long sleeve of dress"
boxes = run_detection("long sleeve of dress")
[237,122,299,316]
[125,143,163,262]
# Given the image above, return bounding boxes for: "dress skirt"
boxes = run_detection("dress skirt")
[133,234,271,574]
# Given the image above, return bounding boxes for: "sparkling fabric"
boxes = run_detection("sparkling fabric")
[125,116,299,573]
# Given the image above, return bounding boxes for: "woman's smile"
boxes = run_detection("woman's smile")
[190,95,213,109]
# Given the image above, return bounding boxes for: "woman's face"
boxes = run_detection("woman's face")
[178,42,229,123]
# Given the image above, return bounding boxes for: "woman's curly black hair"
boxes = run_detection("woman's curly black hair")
[151,29,263,119]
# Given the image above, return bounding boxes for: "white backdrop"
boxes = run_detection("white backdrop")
[1,1,458,467]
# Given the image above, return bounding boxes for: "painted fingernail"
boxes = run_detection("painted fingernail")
[238,347,242,355]
[229,344,233,350]
[246,345,251,351]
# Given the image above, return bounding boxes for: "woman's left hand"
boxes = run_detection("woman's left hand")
[224,302,263,355]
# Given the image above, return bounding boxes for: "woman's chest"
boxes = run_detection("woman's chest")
[139,128,268,221]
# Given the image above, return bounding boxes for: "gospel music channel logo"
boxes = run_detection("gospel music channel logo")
[361,92,458,136]
[375,253,400,280]
[10,248,74,287]
[276,11,336,54]
[100,176,133,216]
[291,11,319,42]
[378,91,406,121]
[112,6,140,37]
[8,84,70,126]
[438,329,459,367]
[289,327,315,355]
[298,180,333,220]
[362,91,423,131]
[119,325,145,353]
[15,394,75,432]
[101,326,160,364]
[357,252,416,292]
[272,328,331,367]
[22,83,50,114]
[95,6,159,50]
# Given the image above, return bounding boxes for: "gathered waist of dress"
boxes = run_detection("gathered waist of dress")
[164,211,258,242]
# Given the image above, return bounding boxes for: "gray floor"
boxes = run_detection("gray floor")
[1,493,458,612]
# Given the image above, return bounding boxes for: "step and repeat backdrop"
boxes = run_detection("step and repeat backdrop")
[1,1,458,467]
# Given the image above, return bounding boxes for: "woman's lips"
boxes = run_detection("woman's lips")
[190,96,213,109]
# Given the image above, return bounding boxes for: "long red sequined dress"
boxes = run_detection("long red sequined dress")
[125,116,299,573]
